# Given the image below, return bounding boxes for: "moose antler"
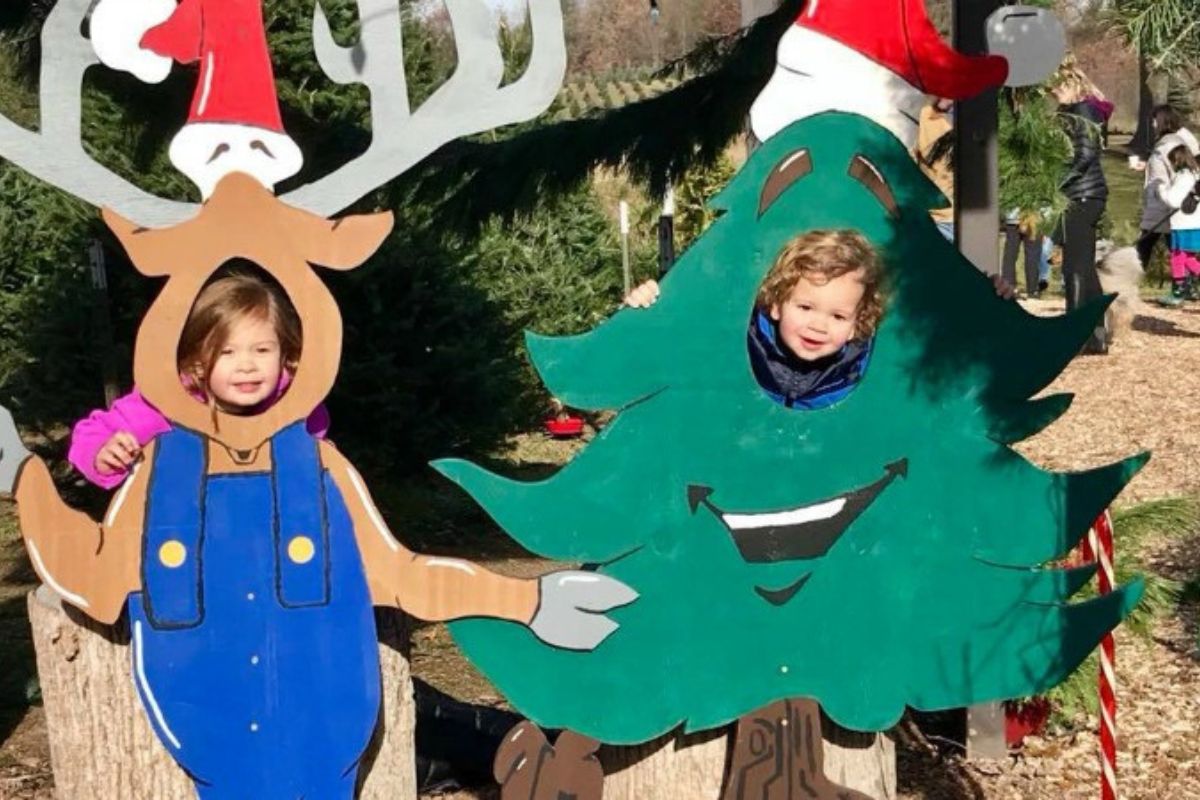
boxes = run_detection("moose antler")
[0,0,194,227]
[0,0,564,228]
[295,0,566,217]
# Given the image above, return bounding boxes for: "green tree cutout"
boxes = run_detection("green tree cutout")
[434,112,1144,743]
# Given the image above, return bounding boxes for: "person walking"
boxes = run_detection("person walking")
[1138,105,1199,268]
[1051,60,1112,355]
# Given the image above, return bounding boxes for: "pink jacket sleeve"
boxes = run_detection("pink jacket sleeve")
[306,403,331,439]
[67,389,172,489]
[69,388,331,489]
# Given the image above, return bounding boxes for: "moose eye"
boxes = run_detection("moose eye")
[758,149,813,217]
[848,155,899,218]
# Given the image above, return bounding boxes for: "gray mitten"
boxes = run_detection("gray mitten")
[0,405,32,496]
[529,571,637,651]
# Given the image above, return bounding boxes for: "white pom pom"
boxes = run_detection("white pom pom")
[90,0,177,84]
[986,5,1067,88]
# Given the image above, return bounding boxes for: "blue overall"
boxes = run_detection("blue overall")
[127,422,381,799]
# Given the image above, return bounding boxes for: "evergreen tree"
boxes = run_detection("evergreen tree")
[998,87,1073,234]
[434,113,1144,741]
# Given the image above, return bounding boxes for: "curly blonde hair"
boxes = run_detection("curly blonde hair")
[756,229,886,339]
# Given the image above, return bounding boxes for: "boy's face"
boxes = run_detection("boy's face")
[769,269,866,362]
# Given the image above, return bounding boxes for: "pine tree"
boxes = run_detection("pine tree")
[998,88,1073,234]
[434,112,1144,742]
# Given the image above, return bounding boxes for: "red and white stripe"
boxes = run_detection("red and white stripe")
[1081,511,1118,800]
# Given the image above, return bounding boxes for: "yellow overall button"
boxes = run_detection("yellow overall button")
[288,535,316,565]
[159,540,187,569]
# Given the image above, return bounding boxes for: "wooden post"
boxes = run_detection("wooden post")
[26,585,417,799]
[598,719,896,799]
[619,200,632,295]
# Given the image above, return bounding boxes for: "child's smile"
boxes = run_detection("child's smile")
[207,315,284,411]
[769,268,866,361]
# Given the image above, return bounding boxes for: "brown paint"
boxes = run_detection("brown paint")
[104,172,392,453]
[17,170,538,630]
[721,699,872,800]
[319,440,539,623]
[16,445,152,625]
[494,720,604,800]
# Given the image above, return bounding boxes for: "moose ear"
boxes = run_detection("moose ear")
[296,210,395,271]
[102,207,179,276]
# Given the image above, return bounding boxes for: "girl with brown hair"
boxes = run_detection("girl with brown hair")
[68,262,329,487]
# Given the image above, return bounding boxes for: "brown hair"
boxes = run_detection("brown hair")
[1168,144,1199,173]
[756,229,886,339]
[1153,105,1185,138]
[176,261,302,414]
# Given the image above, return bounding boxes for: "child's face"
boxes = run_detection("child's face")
[769,269,866,362]
[206,315,283,411]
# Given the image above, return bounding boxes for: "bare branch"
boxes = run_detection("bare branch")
[288,0,566,217]
[0,0,195,227]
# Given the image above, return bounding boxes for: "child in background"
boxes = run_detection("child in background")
[626,229,884,409]
[1155,139,1200,307]
[69,263,329,488]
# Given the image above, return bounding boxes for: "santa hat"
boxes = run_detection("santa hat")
[139,0,303,198]
[751,0,1010,147]
[800,0,1008,100]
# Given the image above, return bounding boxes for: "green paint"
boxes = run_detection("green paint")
[434,113,1145,743]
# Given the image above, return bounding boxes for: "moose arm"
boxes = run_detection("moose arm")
[318,440,539,624]
[15,450,148,624]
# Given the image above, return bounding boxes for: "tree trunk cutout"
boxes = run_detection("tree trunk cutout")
[721,699,871,800]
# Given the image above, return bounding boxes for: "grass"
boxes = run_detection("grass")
[1043,497,1199,728]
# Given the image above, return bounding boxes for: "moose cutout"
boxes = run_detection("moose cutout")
[0,0,636,797]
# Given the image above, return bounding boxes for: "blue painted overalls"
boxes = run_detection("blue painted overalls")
[127,422,381,799]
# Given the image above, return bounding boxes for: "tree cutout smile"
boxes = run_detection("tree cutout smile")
[687,459,908,567]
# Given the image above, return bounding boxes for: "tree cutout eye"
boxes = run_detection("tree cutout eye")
[848,155,899,219]
[758,149,813,217]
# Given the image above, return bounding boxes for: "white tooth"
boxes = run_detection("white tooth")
[722,497,847,531]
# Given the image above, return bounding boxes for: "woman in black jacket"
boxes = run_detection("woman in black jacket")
[1052,63,1113,355]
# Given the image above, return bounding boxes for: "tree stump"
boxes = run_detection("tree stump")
[26,586,417,800]
[597,707,895,800]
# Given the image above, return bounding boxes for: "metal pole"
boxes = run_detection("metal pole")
[954,0,1007,759]
[953,0,1002,278]
[619,200,632,295]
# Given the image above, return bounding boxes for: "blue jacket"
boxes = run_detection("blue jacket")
[747,309,872,410]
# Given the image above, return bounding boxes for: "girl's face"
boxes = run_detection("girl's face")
[205,314,283,411]
[769,268,866,362]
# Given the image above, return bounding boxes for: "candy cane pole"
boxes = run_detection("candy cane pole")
[1081,510,1117,800]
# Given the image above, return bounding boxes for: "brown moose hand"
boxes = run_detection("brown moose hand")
[494,720,604,800]
[721,699,873,800]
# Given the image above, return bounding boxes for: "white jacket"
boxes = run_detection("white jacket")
[1159,168,1200,232]
[1143,128,1200,232]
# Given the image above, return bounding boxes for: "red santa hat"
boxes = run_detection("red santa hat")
[798,0,1008,100]
[139,0,302,198]
[750,0,1010,147]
